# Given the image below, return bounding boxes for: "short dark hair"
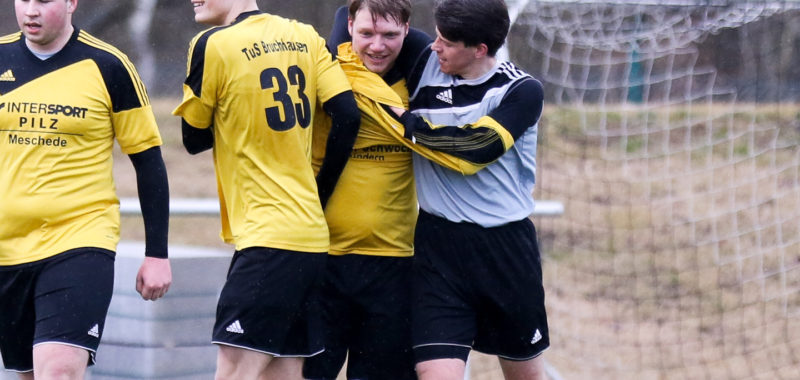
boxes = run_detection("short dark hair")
[434,0,510,56]
[348,0,412,25]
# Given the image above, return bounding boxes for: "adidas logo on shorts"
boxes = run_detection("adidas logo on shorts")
[226,320,245,334]
[530,329,542,345]
[87,324,100,338]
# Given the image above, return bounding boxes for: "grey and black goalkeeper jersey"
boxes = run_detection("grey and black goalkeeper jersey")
[406,52,543,227]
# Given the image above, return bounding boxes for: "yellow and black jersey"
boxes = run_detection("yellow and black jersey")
[173,11,352,253]
[311,44,489,257]
[0,30,162,266]
[312,44,417,257]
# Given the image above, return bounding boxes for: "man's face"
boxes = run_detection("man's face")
[348,7,408,77]
[16,0,75,51]
[190,0,231,26]
[431,28,478,77]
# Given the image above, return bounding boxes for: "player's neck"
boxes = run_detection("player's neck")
[224,1,259,25]
[26,25,74,57]
[460,56,497,80]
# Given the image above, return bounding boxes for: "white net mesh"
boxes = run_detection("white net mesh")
[512,1,800,378]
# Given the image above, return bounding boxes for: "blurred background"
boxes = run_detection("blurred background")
[3,1,800,379]
[2,0,799,99]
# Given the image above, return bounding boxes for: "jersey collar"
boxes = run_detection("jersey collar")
[20,27,79,63]
[235,10,263,23]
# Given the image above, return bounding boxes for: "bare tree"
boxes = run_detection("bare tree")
[128,0,158,88]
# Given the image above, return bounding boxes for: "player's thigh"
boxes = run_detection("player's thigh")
[33,248,115,359]
[302,257,358,380]
[32,342,90,379]
[411,211,477,363]
[213,247,326,356]
[472,219,549,360]
[350,256,415,379]
[498,355,546,380]
[415,358,465,380]
[215,344,271,380]
[0,260,39,372]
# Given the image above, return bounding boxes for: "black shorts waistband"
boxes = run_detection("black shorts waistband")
[0,247,115,271]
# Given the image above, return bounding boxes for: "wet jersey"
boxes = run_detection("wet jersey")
[312,43,416,257]
[173,11,352,252]
[0,30,162,265]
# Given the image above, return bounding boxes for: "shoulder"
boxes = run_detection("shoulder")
[0,32,22,58]
[187,24,235,60]
[0,32,22,46]
[265,13,326,49]
[73,31,149,111]
[496,61,542,95]
[72,30,138,74]
[274,14,322,36]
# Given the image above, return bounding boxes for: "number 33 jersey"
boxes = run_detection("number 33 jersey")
[173,11,352,253]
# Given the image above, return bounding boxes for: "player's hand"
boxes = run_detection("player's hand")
[390,106,406,117]
[136,257,172,301]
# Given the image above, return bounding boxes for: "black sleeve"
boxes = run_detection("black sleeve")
[182,119,213,154]
[488,78,544,140]
[316,91,361,208]
[395,78,543,164]
[327,6,351,54]
[128,146,170,258]
[396,28,433,91]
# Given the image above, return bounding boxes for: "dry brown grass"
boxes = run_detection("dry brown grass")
[536,103,800,379]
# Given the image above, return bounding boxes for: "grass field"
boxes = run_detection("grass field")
[114,99,800,379]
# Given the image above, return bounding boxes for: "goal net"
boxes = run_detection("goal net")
[509,1,800,378]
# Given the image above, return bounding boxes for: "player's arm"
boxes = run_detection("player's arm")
[182,120,213,154]
[389,78,543,168]
[128,146,172,301]
[326,5,351,53]
[174,31,217,155]
[315,90,361,208]
[396,28,433,91]
[365,98,486,175]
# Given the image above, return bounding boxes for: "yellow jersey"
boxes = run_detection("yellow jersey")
[313,44,416,257]
[173,11,352,253]
[0,30,162,266]
[312,43,487,257]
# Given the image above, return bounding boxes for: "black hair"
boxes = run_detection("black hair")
[434,0,510,56]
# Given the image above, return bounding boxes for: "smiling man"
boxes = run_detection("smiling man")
[303,1,417,379]
[1,0,172,379]
[330,0,551,378]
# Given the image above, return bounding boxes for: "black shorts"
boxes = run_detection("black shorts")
[212,247,326,357]
[0,248,115,372]
[303,254,415,380]
[412,210,550,363]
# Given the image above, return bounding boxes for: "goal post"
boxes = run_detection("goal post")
[507,1,800,378]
